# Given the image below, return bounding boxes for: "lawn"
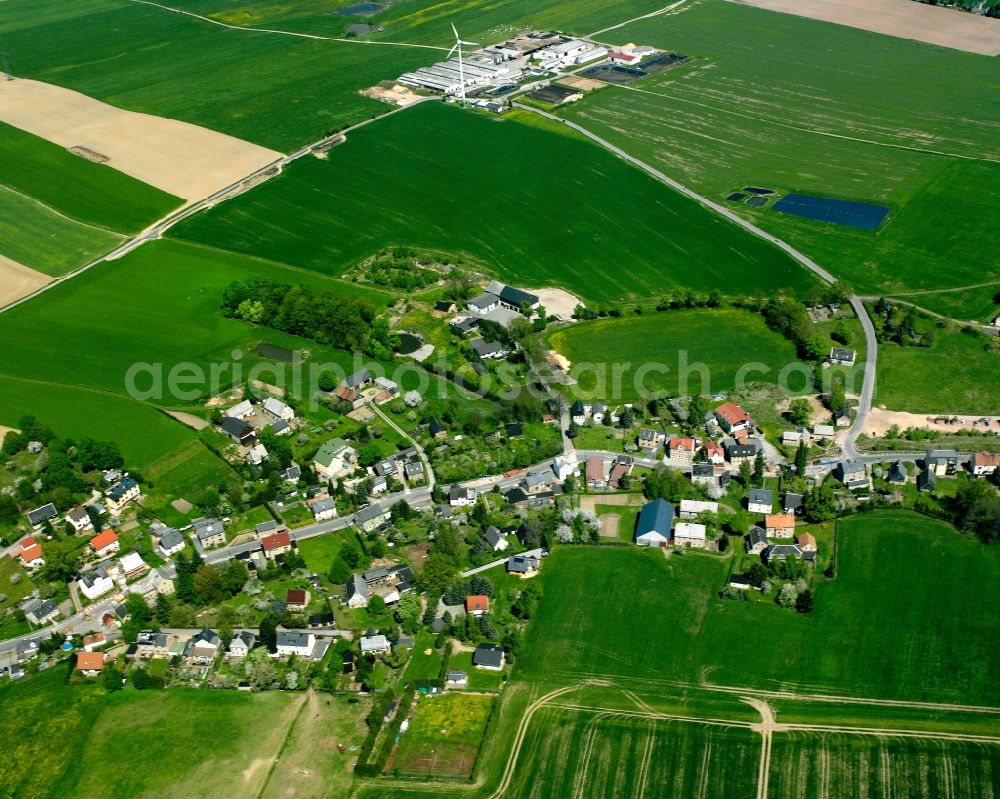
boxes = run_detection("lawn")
[171,102,819,303]
[0,184,124,276]
[298,532,346,575]
[768,732,1000,799]
[556,0,1000,312]
[447,650,505,692]
[876,322,1000,414]
[0,121,181,233]
[391,692,495,777]
[0,0,432,152]
[547,309,801,401]
[595,503,640,543]
[516,511,1000,705]
[890,286,1000,324]
[144,440,241,523]
[401,632,443,683]
[0,553,35,612]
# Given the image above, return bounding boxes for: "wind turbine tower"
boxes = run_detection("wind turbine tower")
[447,23,478,107]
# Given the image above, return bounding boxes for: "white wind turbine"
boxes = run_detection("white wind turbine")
[447,23,478,107]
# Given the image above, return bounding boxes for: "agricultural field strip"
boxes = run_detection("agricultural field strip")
[859,294,998,332]
[589,0,693,36]
[128,0,450,50]
[612,83,1000,165]
[0,182,124,235]
[0,99,423,315]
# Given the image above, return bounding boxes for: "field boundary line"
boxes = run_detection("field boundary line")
[612,83,1000,165]
[254,689,311,799]
[589,0,693,36]
[0,183,129,238]
[781,723,1000,744]
[127,0,450,51]
[549,702,754,729]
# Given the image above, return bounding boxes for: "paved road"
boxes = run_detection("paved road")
[844,296,880,461]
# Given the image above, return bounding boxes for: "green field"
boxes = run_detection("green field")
[298,533,347,575]
[0,121,180,233]
[145,439,240,519]
[0,185,124,276]
[768,732,1000,799]
[547,309,801,401]
[887,287,1000,324]
[876,322,1000,414]
[172,103,818,303]
[517,511,1000,705]
[391,692,495,777]
[0,238,391,465]
[557,0,1000,310]
[0,668,367,799]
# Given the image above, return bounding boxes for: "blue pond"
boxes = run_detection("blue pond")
[338,2,384,14]
[773,193,889,231]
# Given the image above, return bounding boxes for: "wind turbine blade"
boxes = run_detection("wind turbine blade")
[460,40,479,46]
[447,42,459,57]
[451,22,459,39]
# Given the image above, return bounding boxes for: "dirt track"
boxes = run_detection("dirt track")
[0,254,51,307]
[728,0,1000,56]
[0,78,281,201]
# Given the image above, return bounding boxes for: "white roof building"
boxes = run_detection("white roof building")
[226,400,254,419]
[673,522,708,548]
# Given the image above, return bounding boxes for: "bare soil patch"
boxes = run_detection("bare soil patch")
[864,407,998,437]
[166,411,209,430]
[559,76,606,92]
[599,514,621,537]
[580,494,640,511]
[171,498,194,514]
[727,0,1000,56]
[0,253,52,308]
[0,79,282,201]
[532,287,582,320]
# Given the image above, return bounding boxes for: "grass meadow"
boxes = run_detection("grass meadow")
[768,732,1000,799]
[516,511,1000,705]
[0,185,124,276]
[559,0,1000,311]
[889,286,1000,324]
[547,309,800,401]
[0,0,431,152]
[173,103,818,303]
[0,121,181,233]
[875,321,999,414]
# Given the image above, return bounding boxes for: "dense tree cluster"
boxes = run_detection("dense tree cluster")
[366,249,438,291]
[221,278,397,356]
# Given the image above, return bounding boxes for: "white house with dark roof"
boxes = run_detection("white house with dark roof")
[484,526,509,552]
[747,489,773,515]
[275,630,315,658]
[262,397,294,422]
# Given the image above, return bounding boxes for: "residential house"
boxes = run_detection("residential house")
[76,651,105,677]
[812,424,835,439]
[506,422,524,439]
[747,489,774,515]
[762,543,803,563]
[246,443,269,466]
[608,461,631,489]
[228,630,256,660]
[638,427,659,451]
[917,469,937,492]
[745,526,769,555]
[797,532,817,553]
[783,492,804,514]
[673,522,707,549]
[282,464,302,483]
[449,484,477,507]
[585,458,607,490]
[363,566,390,586]
[472,643,505,671]
[971,452,1000,476]
[309,612,335,628]
[275,631,315,658]
[724,439,758,467]
[590,403,607,424]
[89,529,120,559]
[262,397,294,422]
[552,455,578,482]
[471,338,508,359]
[134,631,169,659]
[130,568,175,605]
[313,438,357,480]
[828,347,856,366]
[690,462,717,488]
[370,474,388,496]
[665,437,698,465]
[26,502,58,530]
[155,527,185,558]
[728,574,752,590]
[468,291,500,314]
[82,632,106,652]
[679,499,718,519]
[220,416,256,446]
[404,460,425,484]
[22,597,59,625]
[635,499,674,547]
[834,407,851,427]
[764,514,796,539]
[18,537,45,570]
[782,427,811,446]
[119,551,149,580]
[486,281,540,313]
[256,520,278,536]
[465,595,490,616]
[926,449,961,476]
[307,495,337,521]
[887,462,908,484]
[445,670,468,689]
[286,589,309,613]
[355,504,391,532]
[193,517,226,549]
[105,478,141,516]
[835,460,870,490]
[186,629,220,663]
[715,402,751,434]
[261,530,293,558]
[703,441,725,465]
[571,400,587,425]
[522,470,551,495]
[226,399,254,419]
[508,553,540,575]
[346,573,369,609]
[65,506,94,534]
[271,418,291,436]
[374,377,398,404]
[360,634,391,656]
[79,566,114,601]
[484,526,509,552]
